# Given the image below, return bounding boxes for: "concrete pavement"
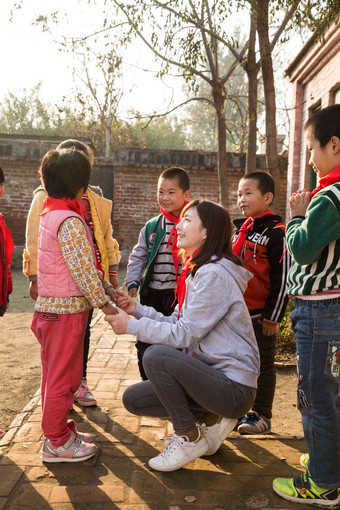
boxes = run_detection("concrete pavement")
[0,311,311,510]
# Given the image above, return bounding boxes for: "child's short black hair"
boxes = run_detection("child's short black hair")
[39,148,91,199]
[0,166,4,183]
[241,171,275,196]
[159,166,190,192]
[57,139,94,165]
[305,104,340,148]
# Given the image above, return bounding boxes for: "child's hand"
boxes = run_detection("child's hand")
[288,191,310,218]
[105,307,130,334]
[106,286,117,303]
[29,281,38,301]
[116,290,137,314]
[109,274,119,289]
[263,322,278,336]
[100,301,118,316]
[128,288,138,298]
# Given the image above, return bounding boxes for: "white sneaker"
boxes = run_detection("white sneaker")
[202,417,238,455]
[148,427,209,472]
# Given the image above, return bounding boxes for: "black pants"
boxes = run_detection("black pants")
[252,319,277,420]
[82,308,94,379]
[136,288,176,380]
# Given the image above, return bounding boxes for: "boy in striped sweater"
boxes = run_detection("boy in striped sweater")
[273,104,340,508]
[125,167,191,380]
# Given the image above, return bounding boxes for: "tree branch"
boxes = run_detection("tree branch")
[113,0,212,83]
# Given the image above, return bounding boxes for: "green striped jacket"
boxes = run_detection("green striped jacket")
[286,182,340,296]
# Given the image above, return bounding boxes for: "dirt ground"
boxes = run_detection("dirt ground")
[0,269,302,437]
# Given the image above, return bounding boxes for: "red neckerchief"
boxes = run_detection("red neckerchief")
[232,210,274,256]
[310,164,340,199]
[174,248,200,319]
[41,197,83,217]
[160,201,190,281]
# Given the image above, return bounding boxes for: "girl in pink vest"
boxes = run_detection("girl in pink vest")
[31,148,116,463]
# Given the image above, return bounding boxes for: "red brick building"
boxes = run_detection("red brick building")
[285,22,340,206]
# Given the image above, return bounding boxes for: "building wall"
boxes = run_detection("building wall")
[0,144,287,267]
[285,23,340,211]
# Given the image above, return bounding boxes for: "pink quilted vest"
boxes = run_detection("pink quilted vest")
[38,209,95,298]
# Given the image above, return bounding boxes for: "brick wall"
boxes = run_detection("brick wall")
[0,143,287,267]
[285,22,340,197]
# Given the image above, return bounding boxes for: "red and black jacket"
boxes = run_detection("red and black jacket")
[233,214,289,324]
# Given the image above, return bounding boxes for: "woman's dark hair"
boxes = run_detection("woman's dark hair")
[180,199,243,276]
[57,139,94,165]
[39,148,91,199]
[0,166,4,183]
[305,104,340,148]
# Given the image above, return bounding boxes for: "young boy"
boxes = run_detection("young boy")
[0,166,14,440]
[125,166,191,380]
[273,105,340,507]
[233,171,289,434]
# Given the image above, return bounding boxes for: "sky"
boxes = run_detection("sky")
[0,0,188,120]
[0,0,307,130]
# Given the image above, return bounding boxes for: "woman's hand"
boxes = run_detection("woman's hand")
[116,289,137,314]
[105,307,130,334]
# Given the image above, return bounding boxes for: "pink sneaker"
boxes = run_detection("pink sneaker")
[74,379,97,407]
[77,431,95,443]
[41,431,96,463]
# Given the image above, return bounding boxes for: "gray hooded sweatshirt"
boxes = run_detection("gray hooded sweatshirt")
[126,257,260,389]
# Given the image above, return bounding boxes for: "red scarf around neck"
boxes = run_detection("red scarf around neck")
[310,164,340,199]
[174,248,200,319]
[41,197,83,217]
[160,201,190,281]
[232,209,274,256]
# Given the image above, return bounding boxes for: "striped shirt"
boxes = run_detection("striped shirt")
[149,219,182,290]
[286,183,340,296]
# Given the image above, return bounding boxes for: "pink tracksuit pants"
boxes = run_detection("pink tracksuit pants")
[31,310,89,447]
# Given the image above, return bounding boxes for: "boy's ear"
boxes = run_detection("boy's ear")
[265,192,274,206]
[331,136,340,153]
[184,190,191,201]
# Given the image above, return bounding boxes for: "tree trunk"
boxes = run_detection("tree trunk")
[105,123,111,157]
[256,1,280,203]
[213,82,228,208]
[245,14,257,174]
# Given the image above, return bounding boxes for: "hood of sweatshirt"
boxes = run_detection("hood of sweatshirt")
[210,256,253,295]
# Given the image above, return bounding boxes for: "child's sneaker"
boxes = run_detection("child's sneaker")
[202,417,238,455]
[41,431,97,463]
[77,431,95,443]
[273,471,340,507]
[74,379,97,407]
[300,453,309,470]
[148,427,209,472]
[237,411,271,434]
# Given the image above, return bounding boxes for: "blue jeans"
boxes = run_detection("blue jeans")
[291,298,340,489]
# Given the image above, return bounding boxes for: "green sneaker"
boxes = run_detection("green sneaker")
[300,453,309,470]
[273,471,340,508]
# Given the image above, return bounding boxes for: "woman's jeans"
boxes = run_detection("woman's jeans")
[123,344,256,433]
[291,298,340,489]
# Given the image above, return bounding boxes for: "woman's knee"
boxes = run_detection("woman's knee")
[143,344,172,370]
